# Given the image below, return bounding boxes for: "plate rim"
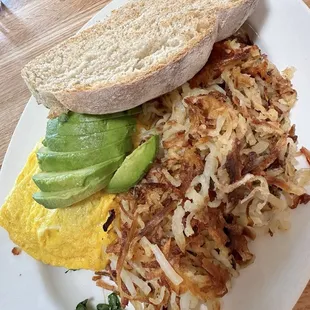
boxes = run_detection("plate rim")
[1,0,310,309]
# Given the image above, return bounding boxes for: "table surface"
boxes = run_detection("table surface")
[0,0,310,309]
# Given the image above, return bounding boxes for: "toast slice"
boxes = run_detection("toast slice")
[21,0,259,116]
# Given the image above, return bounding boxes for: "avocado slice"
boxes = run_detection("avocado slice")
[37,139,133,172]
[60,106,142,124]
[46,116,136,136]
[106,135,159,193]
[45,125,135,152]
[33,155,124,192]
[33,172,115,209]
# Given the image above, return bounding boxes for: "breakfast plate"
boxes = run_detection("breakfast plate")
[1,0,310,309]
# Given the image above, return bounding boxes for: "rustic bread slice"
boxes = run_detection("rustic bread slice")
[21,0,259,116]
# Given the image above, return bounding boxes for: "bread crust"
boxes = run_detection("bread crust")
[22,0,259,115]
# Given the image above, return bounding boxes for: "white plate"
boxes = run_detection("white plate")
[1,0,310,309]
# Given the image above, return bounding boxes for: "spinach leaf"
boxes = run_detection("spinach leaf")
[96,304,111,310]
[76,299,88,310]
[76,292,123,310]
[108,293,122,310]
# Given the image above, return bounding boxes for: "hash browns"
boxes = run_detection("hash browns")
[104,35,310,309]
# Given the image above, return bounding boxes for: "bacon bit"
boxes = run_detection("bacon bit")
[12,247,21,256]
[92,275,102,281]
[103,209,116,232]
[301,147,310,165]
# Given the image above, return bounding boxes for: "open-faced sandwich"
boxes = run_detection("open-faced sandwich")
[1,0,310,309]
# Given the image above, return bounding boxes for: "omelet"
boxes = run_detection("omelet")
[0,150,116,270]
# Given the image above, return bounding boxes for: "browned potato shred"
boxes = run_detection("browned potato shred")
[103,35,310,309]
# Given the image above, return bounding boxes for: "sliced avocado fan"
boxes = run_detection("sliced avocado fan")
[33,155,124,192]
[37,139,132,172]
[46,116,136,136]
[106,135,159,193]
[33,172,115,209]
[45,125,136,152]
[61,106,142,123]
[33,108,140,209]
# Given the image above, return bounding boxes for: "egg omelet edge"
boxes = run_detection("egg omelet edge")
[0,149,117,271]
